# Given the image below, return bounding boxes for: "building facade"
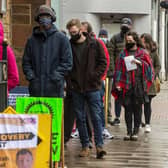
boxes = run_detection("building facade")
[1,0,168,85]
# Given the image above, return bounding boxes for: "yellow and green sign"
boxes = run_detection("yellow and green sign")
[16,97,63,162]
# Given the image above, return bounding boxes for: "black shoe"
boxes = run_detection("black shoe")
[111,118,120,126]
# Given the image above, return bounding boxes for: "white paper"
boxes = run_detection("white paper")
[124,55,137,71]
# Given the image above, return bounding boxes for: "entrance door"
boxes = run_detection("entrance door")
[11,0,46,85]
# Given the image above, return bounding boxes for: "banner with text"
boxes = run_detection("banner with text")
[16,97,63,161]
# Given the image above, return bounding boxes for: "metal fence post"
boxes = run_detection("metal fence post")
[0,60,7,111]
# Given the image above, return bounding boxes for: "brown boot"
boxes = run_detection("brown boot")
[79,147,90,157]
[96,147,107,159]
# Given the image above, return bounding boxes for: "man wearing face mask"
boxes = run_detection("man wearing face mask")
[22,5,72,97]
[66,19,107,159]
[109,17,133,126]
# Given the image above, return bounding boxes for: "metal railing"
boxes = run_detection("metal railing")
[0,60,7,111]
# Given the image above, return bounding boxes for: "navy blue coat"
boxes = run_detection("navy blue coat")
[22,25,72,97]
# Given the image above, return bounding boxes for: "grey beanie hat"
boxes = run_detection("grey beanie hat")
[34,5,56,22]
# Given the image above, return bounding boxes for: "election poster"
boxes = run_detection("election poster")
[16,97,63,162]
[0,113,51,168]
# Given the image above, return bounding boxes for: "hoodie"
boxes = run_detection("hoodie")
[0,21,19,91]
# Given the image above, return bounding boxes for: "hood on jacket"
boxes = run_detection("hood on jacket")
[0,21,4,44]
[33,24,58,40]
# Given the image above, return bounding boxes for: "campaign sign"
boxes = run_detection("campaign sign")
[16,97,63,162]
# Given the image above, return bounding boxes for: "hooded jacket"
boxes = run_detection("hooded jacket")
[22,25,72,97]
[0,21,19,91]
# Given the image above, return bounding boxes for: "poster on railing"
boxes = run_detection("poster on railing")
[0,113,51,168]
[16,97,63,162]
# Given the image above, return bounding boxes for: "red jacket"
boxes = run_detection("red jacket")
[97,38,110,80]
[0,21,19,91]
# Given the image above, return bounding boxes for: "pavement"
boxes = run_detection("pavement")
[64,81,168,168]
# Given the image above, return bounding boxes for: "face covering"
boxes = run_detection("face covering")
[82,32,88,37]
[71,32,81,42]
[121,26,130,34]
[39,17,52,28]
[126,42,136,50]
[100,38,108,44]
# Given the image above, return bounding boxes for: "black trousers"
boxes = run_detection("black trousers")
[64,91,75,143]
[144,96,153,124]
[124,99,142,134]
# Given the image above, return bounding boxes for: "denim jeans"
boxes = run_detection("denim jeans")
[71,90,103,148]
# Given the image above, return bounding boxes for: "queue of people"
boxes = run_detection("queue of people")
[0,4,161,160]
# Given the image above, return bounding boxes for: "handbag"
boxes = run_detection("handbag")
[155,76,160,93]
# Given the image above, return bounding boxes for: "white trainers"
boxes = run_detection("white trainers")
[145,124,151,133]
[71,129,79,138]
[102,128,114,139]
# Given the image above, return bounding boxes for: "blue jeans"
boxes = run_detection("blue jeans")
[72,90,103,148]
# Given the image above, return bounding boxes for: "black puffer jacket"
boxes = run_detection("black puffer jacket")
[22,25,73,97]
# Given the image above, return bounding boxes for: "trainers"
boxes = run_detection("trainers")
[123,133,131,141]
[96,147,107,159]
[145,124,151,133]
[79,147,90,157]
[102,128,114,139]
[71,129,79,138]
[131,133,138,141]
[111,118,120,126]
[89,140,93,149]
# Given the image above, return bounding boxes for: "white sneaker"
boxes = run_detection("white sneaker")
[71,129,79,138]
[145,124,151,133]
[102,128,114,139]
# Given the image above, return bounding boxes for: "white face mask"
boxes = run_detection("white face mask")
[100,37,108,44]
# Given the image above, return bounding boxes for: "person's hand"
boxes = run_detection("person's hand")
[131,58,142,65]
[116,86,122,91]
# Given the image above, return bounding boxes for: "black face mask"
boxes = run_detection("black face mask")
[71,32,81,42]
[121,26,130,34]
[126,42,136,50]
[82,32,88,37]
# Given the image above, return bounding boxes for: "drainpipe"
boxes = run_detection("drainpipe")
[159,8,166,81]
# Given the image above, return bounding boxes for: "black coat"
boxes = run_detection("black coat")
[69,37,107,92]
[22,25,73,97]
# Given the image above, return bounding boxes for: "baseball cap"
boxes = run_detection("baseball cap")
[121,18,132,27]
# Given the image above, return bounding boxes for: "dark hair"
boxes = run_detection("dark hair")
[16,149,33,162]
[81,21,93,34]
[126,31,143,48]
[141,33,156,52]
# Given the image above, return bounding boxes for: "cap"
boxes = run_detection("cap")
[98,29,108,37]
[121,18,132,27]
[34,5,56,22]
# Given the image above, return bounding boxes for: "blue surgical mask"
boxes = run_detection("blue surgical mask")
[39,17,52,28]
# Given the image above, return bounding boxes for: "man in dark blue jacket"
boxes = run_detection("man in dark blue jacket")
[22,5,72,97]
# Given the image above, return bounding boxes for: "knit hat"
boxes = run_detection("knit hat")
[34,5,56,22]
[98,29,108,37]
[121,18,132,27]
